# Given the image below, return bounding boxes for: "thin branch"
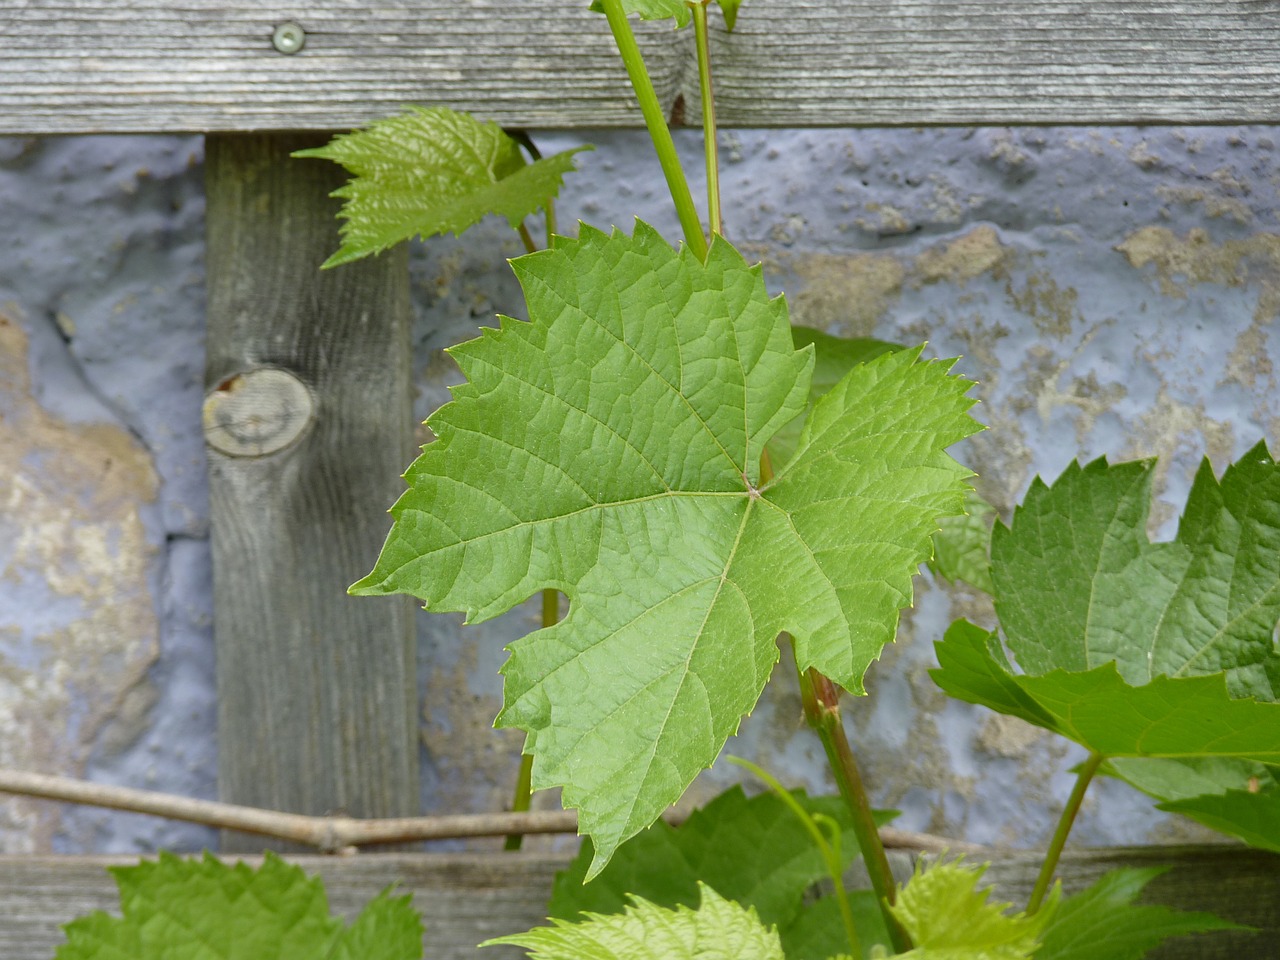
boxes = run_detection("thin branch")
[0,769,578,852]
[0,768,979,855]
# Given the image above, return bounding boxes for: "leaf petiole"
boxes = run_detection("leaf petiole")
[796,661,912,953]
[599,0,708,259]
[504,588,561,850]
[1028,750,1103,914]
[691,0,722,237]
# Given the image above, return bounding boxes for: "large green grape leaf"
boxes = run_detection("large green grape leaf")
[55,852,421,960]
[485,884,784,960]
[1034,867,1241,960]
[989,448,1280,698]
[889,860,1058,960]
[352,222,978,874]
[295,107,589,267]
[549,784,895,945]
[934,621,1280,763]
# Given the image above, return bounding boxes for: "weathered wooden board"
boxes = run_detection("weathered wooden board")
[6,1,1280,134]
[204,133,418,847]
[2,847,1276,958]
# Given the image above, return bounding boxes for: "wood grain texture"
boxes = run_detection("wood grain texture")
[204,134,418,848]
[6,1,1280,133]
[2,847,1276,958]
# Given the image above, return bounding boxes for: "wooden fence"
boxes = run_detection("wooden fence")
[2,1,1278,956]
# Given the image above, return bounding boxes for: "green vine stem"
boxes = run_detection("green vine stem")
[599,0,708,260]
[691,1,722,237]
[504,589,561,850]
[796,661,913,954]
[1027,749,1103,914]
[729,756,862,960]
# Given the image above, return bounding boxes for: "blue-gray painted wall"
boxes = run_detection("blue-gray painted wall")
[2,124,1277,854]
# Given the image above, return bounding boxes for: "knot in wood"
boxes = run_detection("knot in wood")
[203,367,314,457]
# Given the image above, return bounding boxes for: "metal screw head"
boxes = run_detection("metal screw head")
[272,22,306,55]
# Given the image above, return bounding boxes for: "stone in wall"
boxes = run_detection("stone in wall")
[0,307,159,852]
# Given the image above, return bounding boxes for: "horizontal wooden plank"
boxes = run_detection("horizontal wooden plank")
[2,846,1276,958]
[5,1,1280,133]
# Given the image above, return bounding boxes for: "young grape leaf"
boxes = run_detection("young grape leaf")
[55,851,422,960]
[989,449,1280,698]
[549,784,895,935]
[589,0,692,27]
[352,222,979,874]
[295,106,590,267]
[485,883,784,960]
[1034,867,1243,960]
[1159,786,1280,853]
[765,327,901,466]
[934,620,1280,764]
[927,488,996,593]
[889,859,1058,960]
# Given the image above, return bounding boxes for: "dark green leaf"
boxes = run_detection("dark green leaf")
[777,890,889,960]
[990,447,1280,696]
[1035,867,1242,960]
[933,621,1280,763]
[1160,786,1280,853]
[550,785,894,931]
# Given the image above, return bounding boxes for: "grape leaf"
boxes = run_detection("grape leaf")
[934,449,1280,847]
[1104,755,1280,851]
[549,785,895,939]
[55,851,422,960]
[1159,786,1280,852]
[777,890,890,960]
[589,0,692,27]
[889,859,1058,960]
[766,328,900,466]
[934,620,1280,763]
[927,488,995,593]
[485,883,784,960]
[989,448,1280,697]
[1104,756,1278,803]
[295,106,589,267]
[1034,867,1242,960]
[352,222,978,874]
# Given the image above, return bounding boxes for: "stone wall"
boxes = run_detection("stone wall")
[1,125,1276,853]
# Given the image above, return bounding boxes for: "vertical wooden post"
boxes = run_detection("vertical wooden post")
[204,134,418,848]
